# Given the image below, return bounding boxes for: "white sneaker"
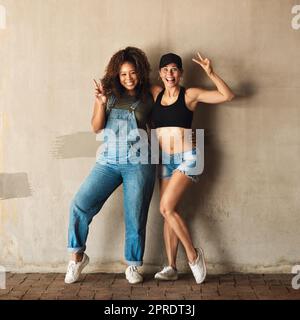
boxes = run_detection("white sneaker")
[125,265,143,284]
[154,266,178,281]
[64,253,89,284]
[188,247,206,284]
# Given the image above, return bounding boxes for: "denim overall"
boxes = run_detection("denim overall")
[67,95,156,266]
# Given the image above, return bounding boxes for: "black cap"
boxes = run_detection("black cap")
[159,53,183,69]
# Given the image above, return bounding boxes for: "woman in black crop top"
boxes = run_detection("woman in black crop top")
[151,52,235,284]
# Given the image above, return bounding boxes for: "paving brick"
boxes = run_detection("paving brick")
[112,294,131,300]
[202,282,218,289]
[219,283,236,289]
[1,273,295,300]
[31,281,50,288]
[156,280,175,288]
[287,291,300,300]
[202,294,221,300]
[0,289,11,296]
[249,279,266,285]
[165,292,185,300]
[39,273,57,279]
[40,295,59,300]
[201,287,219,294]
[40,293,59,300]
[26,273,42,280]
[145,296,167,300]
[190,285,201,292]
[238,292,258,300]
[131,287,148,295]
[14,280,35,287]
[183,292,202,300]
[76,291,94,299]
[6,279,26,286]
[95,293,113,300]
[248,274,264,279]
[178,274,195,284]
[90,282,111,290]
[111,278,131,288]
[142,281,159,288]
[268,287,289,295]
[0,295,18,300]
[8,291,26,299]
[57,296,77,300]
[282,280,293,287]
[22,294,42,300]
[9,274,27,281]
[251,283,269,289]
[204,275,220,283]
[234,274,249,279]
[14,284,32,291]
[46,289,65,295]
[147,286,165,292]
[219,295,240,300]
[288,288,300,294]
[218,288,238,296]
[220,276,235,284]
[201,291,220,298]
[235,285,255,293]
[25,288,46,295]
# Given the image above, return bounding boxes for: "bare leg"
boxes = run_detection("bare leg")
[160,179,179,269]
[159,171,197,264]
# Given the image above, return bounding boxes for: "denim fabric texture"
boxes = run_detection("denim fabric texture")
[159,148,201,183]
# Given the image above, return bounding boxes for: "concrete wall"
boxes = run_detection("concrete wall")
[0,0,299,273]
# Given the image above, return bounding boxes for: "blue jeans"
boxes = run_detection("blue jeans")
[68,160,155,266]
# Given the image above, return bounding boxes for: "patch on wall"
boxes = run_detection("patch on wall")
[0,173,32,200]
[50,132,101,159]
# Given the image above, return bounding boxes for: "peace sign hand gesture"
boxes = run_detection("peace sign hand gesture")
[192,52,213,76]
[93,79,107,105]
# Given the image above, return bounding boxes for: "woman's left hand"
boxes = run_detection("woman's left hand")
[192,52,213,76]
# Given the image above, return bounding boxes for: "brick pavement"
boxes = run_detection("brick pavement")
[0,273,299,300]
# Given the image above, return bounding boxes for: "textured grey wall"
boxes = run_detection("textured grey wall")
[0,0,299,273]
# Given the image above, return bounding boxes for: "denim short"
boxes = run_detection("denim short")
[158,148,201,183]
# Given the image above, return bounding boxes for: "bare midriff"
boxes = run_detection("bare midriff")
[155,127,196,155]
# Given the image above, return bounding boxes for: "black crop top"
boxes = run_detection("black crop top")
[151,86,193,129]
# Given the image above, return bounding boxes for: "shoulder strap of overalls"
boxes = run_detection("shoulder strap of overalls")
[129,99,140,112]
[106,94,117,115]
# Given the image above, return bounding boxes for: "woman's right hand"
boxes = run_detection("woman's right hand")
[93,79,107,105]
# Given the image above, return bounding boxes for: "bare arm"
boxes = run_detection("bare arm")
[91,79,107,133]
[91,99,106,133]
[186,52,235,110]
[150,85,163,102]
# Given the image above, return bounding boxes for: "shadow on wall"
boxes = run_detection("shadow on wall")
[0,173,32,199]
[182,54,255,272]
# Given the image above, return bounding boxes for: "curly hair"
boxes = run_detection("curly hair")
[101,47,151,101]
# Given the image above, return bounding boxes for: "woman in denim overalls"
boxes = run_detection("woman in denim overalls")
[65,47,156,284]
